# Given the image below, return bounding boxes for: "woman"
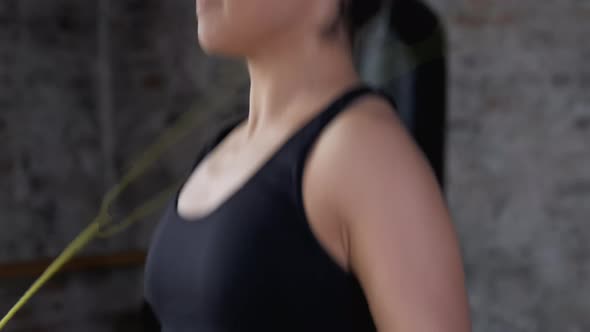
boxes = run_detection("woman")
[144,0,471,331]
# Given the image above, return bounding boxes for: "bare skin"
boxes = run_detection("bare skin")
[177,0,472,330]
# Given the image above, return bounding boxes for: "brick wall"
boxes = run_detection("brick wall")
[427,0,590,330]
[1,0,246,330]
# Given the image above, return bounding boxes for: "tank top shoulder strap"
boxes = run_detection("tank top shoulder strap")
[291,83,398,158]
[308,85,396,127]
[290,83,398,220]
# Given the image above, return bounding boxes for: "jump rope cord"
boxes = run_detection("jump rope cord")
[0,95,236,330]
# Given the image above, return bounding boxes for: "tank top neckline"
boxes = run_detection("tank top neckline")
[173,83,374,224]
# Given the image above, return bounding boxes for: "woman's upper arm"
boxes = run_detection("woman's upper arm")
[324,103,472,332]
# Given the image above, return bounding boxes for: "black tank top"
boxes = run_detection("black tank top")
[144,85,398,332]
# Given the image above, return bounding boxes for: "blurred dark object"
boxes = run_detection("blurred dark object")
[0,251,146,278]
[359,0,447,189]
[140,301,161,332]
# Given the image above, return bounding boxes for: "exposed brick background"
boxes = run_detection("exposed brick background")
[427,0,590,330]
[1,1,246,330]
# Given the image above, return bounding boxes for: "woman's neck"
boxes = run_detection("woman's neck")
[244,38,360,140]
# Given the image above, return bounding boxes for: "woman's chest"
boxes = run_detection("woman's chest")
[143,190,355,326]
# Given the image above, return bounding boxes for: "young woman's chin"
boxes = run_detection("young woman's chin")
[196,19,253,57]
[197,29,223,55]
[198,34,243,57]
[195,0,310,58]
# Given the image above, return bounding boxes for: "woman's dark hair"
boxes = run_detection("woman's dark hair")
[324,0,385,47]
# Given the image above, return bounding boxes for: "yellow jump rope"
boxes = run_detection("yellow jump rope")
[0,97,235,330]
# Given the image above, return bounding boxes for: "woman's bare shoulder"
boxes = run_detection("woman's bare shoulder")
[304,94,471,331]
